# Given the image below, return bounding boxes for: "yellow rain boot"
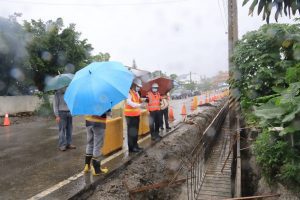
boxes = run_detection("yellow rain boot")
[83,154,92,173]
[92,158,109,176]
[100,167,109,174]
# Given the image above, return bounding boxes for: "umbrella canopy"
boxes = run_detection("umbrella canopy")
[44,73,74,92]
[127,67,151,83]
[140,76,174,97]
[64,61,134,116]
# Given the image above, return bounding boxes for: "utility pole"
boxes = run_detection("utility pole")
[189,72,192,84]
[228,0,241,198]
[228,0,238,69]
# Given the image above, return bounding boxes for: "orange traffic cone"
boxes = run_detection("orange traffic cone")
[198,100,202,106]
[3,113,10,126]
[181,104,187,115]
[190,101,195,111]
[168,107,175,121]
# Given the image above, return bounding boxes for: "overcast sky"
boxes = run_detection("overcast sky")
[0,0,295,77]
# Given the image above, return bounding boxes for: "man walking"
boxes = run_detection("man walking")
[160,94,171,130]
[53,87,76,151]
[146,83,162,141]
[124,78,143,153]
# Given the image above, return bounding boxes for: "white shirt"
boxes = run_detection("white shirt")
[126,92,141,108]
[160,98,169,110]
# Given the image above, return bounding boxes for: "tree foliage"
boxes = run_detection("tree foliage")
[23,18,93,90]
[0,16,31,95]
[170,74,178,80]
[244,0,300,23]
[232,23,300,189]
[92,52,110,62]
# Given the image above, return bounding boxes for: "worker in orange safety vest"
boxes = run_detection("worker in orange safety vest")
[146,83,162,141]
[124,78,144,153]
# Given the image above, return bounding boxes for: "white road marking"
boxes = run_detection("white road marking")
[27,172,84,200]
[27,134,151,200]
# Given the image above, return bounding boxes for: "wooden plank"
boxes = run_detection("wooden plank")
[223,193,280,200]
[198,191,231,197]
[202,184,231,190]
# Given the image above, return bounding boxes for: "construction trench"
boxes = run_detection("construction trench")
[82,98,229,200]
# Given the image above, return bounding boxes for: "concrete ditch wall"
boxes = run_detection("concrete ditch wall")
[0,96,44,116]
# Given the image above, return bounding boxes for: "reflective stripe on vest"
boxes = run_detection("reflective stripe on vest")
[147,92,161,111]
[124,90,141,116]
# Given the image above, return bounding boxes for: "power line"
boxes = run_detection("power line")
[0,0,190,7]
[217,0,227,32]
[222,0,228,27]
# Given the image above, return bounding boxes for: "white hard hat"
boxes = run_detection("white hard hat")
[152,83,159,88]
[133,78,142,87]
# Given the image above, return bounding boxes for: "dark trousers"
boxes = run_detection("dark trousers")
[58,111,73,147]
[149,110,160,139]
[126,116,140,150]
[160,108,170,129]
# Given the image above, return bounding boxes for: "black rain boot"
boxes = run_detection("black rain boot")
[91,158,108,176]
[83,154,92,173]
[91,158,101,176]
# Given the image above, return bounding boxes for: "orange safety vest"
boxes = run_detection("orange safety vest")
[147,92,161,111]
[124,89,141,117]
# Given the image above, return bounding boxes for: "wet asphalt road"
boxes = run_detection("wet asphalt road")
[0,95,208,200]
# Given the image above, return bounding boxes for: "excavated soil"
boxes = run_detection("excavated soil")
[89,100,226,200]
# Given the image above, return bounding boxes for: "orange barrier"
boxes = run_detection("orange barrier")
[168,107,175,122]
[3,113,10,126]
[181,104,187,115]
[102,117,123,156]
[192,96,198,110]
[205,97,209,103]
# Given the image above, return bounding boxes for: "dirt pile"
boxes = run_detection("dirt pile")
[89,100,226,200]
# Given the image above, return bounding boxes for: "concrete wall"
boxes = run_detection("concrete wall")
[0,95,121,116]
[0,96,44,116]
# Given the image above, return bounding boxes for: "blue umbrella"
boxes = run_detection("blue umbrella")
[44,73,74,92]
[64,61,134,116]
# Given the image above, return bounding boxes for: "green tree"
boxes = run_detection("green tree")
[184,81,196,91]
[0,16,31,95]
[92,52,110,62]
[231,23,300,189]
[170,74,178,80]
[231,23,300,107]
[23,18,93,90]
[198,77,213,92]
[244,0,300,23]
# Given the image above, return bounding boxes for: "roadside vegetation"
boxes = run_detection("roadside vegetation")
[231,22,300,191]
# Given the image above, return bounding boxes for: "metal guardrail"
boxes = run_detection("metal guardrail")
[186,102,229,200]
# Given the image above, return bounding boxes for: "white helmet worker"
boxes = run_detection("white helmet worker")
[133,78,142,87]
[151,83,159,88]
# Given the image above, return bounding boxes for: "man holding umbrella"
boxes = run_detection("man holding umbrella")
[45,73,76,152]
[64,61,134,176]
[53,87,76,151]
[124,78,144,153]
